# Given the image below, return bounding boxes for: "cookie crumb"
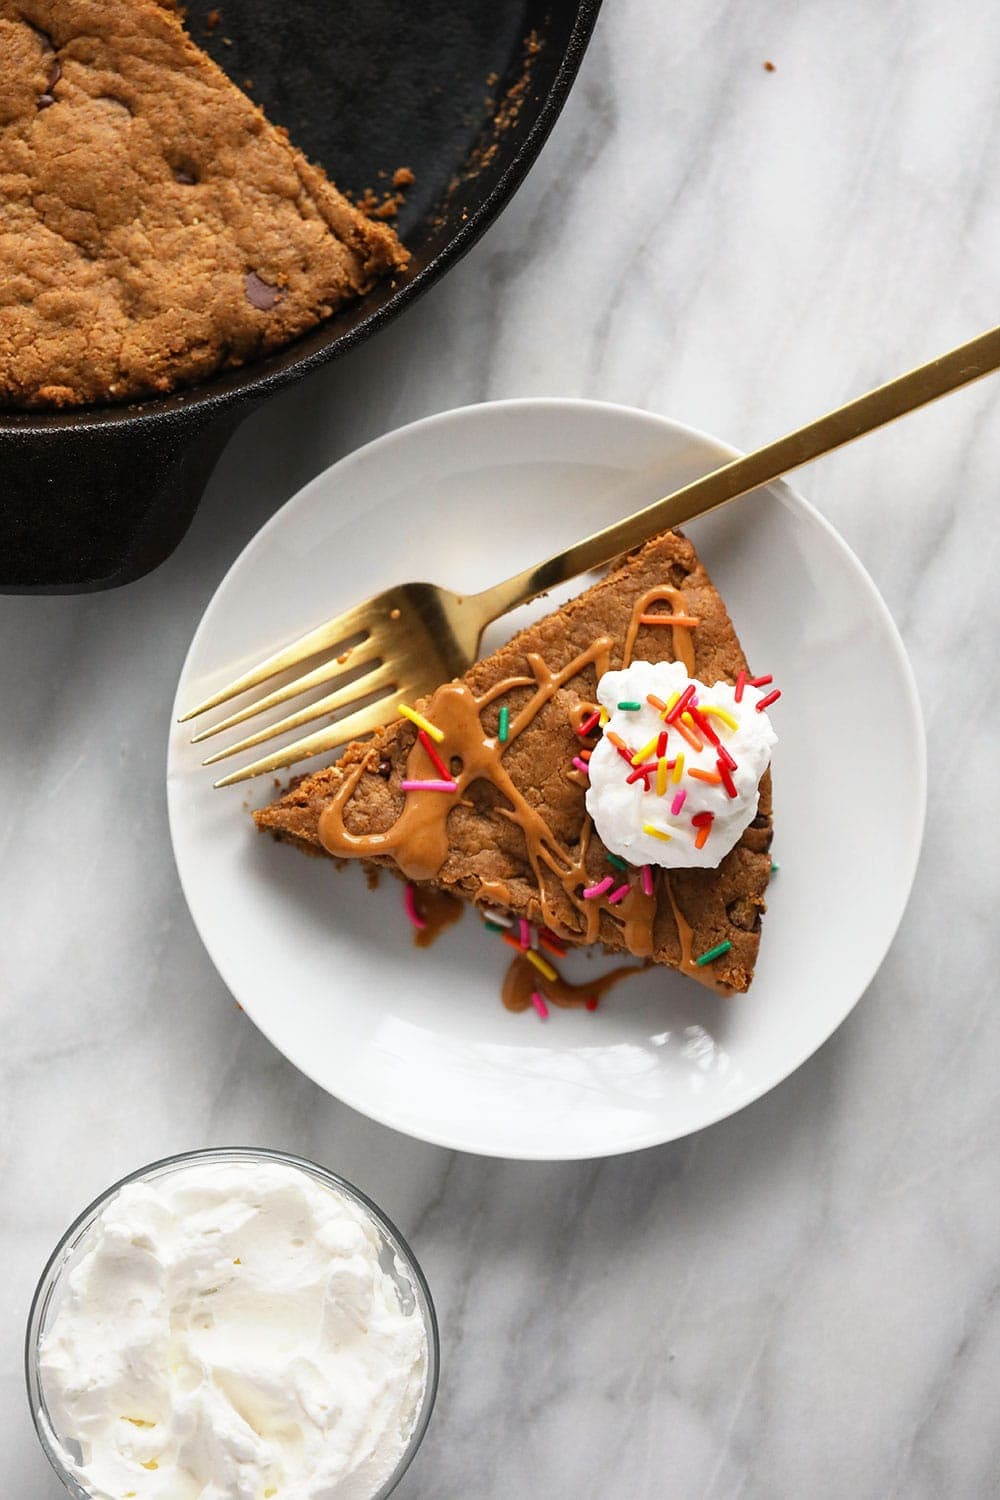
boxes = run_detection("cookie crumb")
[763,59,775,71]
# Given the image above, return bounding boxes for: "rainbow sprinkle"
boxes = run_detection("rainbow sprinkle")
[770,860,780,873]
[688,767,721,785]
[572,756,591,776]
[526,948,558,982]
[399,704,444,742]
[631,735,660,766]
[734,670,747,703]
[538,930,567,959]
[418,729,451,779]
[585,997,599,1011]
[606,853,629,870]
[617,700,642,711]
[519,918,531,950]
[672,752,685,784]
[640,865,654,896]
[756,689,781,711]
[530,991,550,1019]
[607,882,631,905]
[695,940,732,966]
[582,875,615,899]
[498,705,510,742]
[749,674,773,688]
[399,779,458,793]
[656,756,668,796]
[577,708,601,737]
[717,759,738,799]
[700,704,738,731]
[403,884,426,930]
[670,789,686,815]
[643,822,672,841]
[481,907,512,927]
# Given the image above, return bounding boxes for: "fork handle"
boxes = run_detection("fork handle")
[475,324,1000,622]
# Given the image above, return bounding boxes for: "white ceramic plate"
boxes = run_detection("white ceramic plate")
[168,400,925,1159]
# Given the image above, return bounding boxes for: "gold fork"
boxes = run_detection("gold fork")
[182,326,1000,786]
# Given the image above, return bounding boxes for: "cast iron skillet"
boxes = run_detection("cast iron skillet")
[2,0,601,593]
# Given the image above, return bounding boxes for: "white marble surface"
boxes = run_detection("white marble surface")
[4,0,1000,1494]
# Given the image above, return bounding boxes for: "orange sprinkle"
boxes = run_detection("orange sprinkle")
[606,731,628,751]
[694,824,711,849]
[638,613,701,628]
[646,694,669,714]
[538,931,567,959]
[673,717,704,751]
[688,767,722,785]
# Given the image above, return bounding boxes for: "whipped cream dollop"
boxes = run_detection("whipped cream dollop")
[38,1159,428,1500]
[585,660,777,871]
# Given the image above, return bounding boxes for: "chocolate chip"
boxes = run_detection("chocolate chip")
[375,759,392,780]
[36,93,55,109]
[46,59,62,89]
[244,271,283,310]
[174,168,197,184]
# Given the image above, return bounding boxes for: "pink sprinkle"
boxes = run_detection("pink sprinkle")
[519,918,531,950]
[403,884,426,930]
[572,756,591,776]
[640,865,654,897]
[399,779,458,793]
[670,790,687,815]
[531,990,549,1019]
[582,876,614,900]
[608,882,631,905]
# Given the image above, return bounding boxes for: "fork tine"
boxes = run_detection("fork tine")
[177,601,372,722]
[212,694,411,788]
[201,661,398,767]
[190,651,381,744]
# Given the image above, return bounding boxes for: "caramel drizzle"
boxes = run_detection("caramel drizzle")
[662,873,734,996]
[318,590,700,965]
[623,585,696,674]
[502,953,649,1012]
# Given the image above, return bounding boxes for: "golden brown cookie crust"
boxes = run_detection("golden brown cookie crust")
[0,0,408,407]
[255,533,775,994]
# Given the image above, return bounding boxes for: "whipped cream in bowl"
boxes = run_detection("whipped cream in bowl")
[26,1149,437,1500]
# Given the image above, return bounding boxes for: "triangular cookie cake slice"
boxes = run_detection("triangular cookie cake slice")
[255,531,779,997]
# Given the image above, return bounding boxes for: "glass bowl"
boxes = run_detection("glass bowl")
[26,1146,439,1500]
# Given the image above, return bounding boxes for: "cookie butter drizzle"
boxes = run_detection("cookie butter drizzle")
[318,590,725,987]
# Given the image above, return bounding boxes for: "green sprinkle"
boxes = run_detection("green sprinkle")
[498,706,509,743]
[484,920,506,932]
[695,940,733,967]
[606,854,629,870]
[616,700,642,711]
[770,860,780,873]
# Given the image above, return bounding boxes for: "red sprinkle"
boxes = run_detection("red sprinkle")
[418,729,451,780]
[750,674,773,688]
[585,997,599,1011]
[734,670,747,703]
[626,762,658,785]
[717,743,738,771]
[538,931,567,959]
[577,709,601,737]
[717,757,738,798]
[656,731,668,757]
[691,811,714,827]
[665,683,696,723]
[687,704,720,747]
[756,689,781,711]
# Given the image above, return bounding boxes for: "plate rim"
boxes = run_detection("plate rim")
[168,396,927,1159]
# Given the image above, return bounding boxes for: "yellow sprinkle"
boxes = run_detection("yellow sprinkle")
[525,948,558,982]
[233,1258,241,1265]
[665,691,680,711]
[141,1460,159,1471]
[701,704,738,730]
[672,752,685,784]
[398,704,444,742]
[643,822,672,841]
[599,707,609,725]
[656,756,668,796]
[631,735,659,766]
[122,1417,155,1429]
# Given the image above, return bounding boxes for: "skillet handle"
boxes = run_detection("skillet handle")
[0,403,248,594]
